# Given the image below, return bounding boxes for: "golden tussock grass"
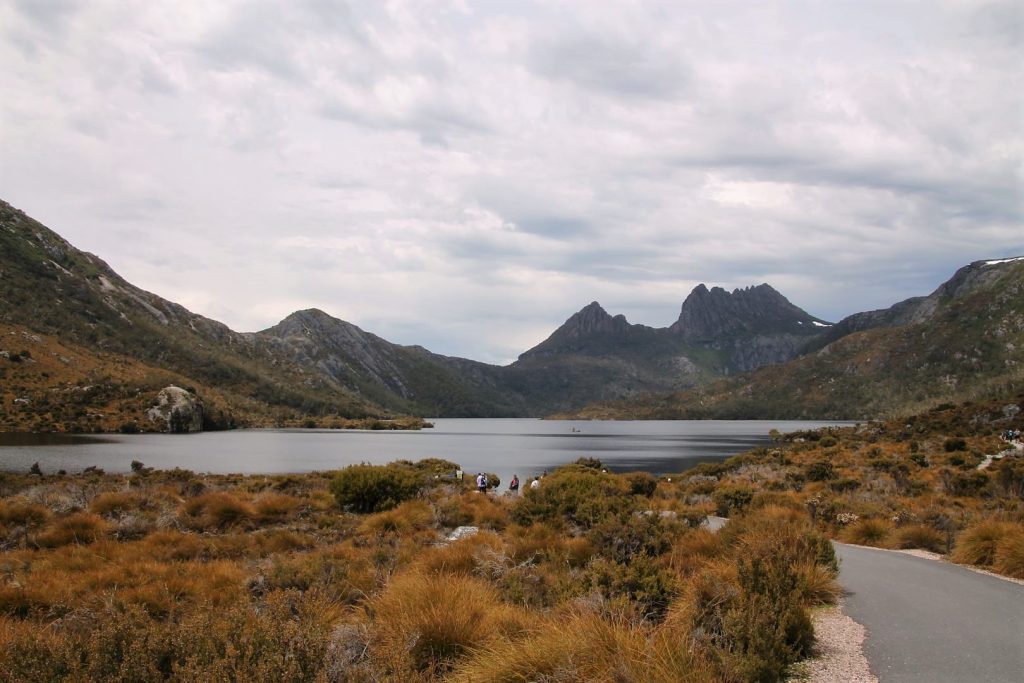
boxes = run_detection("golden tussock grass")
[413,531,506,577]
[952,521,1021,567]
[665,528,725,576]
[360,499,434,535]
[180,491,255,530]
[894,524,946,553]
[89,491,142,516]
[36,512,109,548]
[366,570,537,677]
[993,528,1024,578]
[253,492,303,522]
[506,522,593,568]
[839,518,893,547]
[452,609,716,683]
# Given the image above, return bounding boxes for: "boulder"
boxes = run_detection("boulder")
[147,386,204,433]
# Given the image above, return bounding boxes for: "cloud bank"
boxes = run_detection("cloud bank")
[2,0,1021,363]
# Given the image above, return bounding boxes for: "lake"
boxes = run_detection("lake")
[0,419,846,487]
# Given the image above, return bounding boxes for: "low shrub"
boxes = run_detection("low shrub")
[584,555,677,621]
[512,468,634,529]
[943,438,967,452]
[711,486,754,516]
[804,460,835,482]
[330,464,422,513]
[626,471,658,497]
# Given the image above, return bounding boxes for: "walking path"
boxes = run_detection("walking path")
[834,543,1024,682]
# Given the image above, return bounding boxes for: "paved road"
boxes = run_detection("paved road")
[836,543,1024,683]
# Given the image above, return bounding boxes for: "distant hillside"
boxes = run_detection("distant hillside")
[0,200,389,425]
[560,258,1024,420]
[255,309,527,417]
[6,197,1016,427]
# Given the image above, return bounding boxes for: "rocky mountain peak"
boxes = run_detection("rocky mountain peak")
[669,282,825,341]
[518,301,634,359]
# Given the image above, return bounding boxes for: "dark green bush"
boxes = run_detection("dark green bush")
[573,457,604,470]
[584,556,675,621]
[625,472,658,497]
[712,486,754,516]
[511,468,634,529]
[944,438,967,452]
[330,464,423,513]
[587,515,673,564]
[804,461,834,481]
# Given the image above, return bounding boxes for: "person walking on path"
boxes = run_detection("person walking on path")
[509,474,519,494]
[476,473,488,493]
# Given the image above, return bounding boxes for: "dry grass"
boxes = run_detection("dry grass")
[253,492,303,522]
[36,512,109,548]
[952,521,1019,567]
[180,492,255,530]
[894,524,946,553]
[89,491,142,516]
[453,609,716,683]
[839,518,892,547]
[993,528,1024,578]
[365,570,536,677]
[360,499,434,535]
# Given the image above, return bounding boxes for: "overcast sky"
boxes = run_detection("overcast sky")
[2,0,1021,364]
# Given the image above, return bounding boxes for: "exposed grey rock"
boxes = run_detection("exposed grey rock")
[147,386,204,433]
[669,283,828,340]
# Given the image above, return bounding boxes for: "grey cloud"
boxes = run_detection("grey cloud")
[528,31,690,99]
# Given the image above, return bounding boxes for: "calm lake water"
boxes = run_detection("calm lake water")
[0,419,845,487]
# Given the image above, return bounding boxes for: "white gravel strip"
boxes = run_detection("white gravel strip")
[793,601,877,683]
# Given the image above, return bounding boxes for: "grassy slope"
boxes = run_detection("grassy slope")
[0,201,391,426]
[0,323,427,432]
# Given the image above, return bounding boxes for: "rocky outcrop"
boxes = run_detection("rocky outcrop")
[147,386,204,433]
[669,283,828,340]
[666,283,831,371]
[518,302,638,359]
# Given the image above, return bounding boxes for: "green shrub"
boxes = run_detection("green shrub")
[330,464,422,513]
[585,556,676,622]
[511,468,634,529]
[804,461,834,482]
[588,515,674,564]
[712,486,754,516]
[943,438,967,452]
[626,471,658,497]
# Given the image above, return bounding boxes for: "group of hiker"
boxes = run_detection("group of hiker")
[1002,428,1021,442]
[474,470,544,494]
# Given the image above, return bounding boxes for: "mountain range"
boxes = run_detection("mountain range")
[2,198,1021,430]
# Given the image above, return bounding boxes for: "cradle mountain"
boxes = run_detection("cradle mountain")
[1,198,1021,431]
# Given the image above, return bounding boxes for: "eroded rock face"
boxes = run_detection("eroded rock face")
[147,386,204,433]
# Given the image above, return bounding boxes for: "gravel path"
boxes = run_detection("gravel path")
[796,602,877,683]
